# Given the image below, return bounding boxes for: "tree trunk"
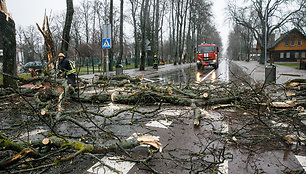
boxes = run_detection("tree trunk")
[181,0,189,64]
[177,0,182,65]
[92,1,97,44]
[171,0,177,65]
[130,0,139,68]
[61,0,74,54]
[159,2,165,63]
[0,9,17,88]
[0,133,161,168]
[153,0,159,57]
[118,0,124,65]
[140,0,149,71]
[109,0,114,71]
[36,15,56,71]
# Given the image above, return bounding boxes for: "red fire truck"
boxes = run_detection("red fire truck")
[197,43,219,69]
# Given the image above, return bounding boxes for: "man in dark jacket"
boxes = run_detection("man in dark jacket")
[57,53,76,89]
[153,55,158,69]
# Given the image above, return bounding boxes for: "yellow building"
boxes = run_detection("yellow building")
[269,28,306,62]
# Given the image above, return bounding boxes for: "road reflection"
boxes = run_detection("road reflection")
[210,71,216,82]
[196,72,201,82]
[154,59,230,84]
[195,59,229,83]
[217,59,229,82]
[195,68,215,83]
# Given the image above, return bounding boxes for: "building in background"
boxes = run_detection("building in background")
[269,28,306,63]
[16,48,24,64]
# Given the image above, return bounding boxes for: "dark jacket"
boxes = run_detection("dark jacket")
[58,58,75,77]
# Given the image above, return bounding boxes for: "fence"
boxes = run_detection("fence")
[75,57,137,74]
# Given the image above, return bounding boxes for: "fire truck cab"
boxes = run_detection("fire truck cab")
[197,43,219,69]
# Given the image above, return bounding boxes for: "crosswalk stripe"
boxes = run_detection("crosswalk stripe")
[87,156,135,174]
[87,133,160,174]
[219,119,229,174]
[20,128,47,138]
[219,159,229,174]
[295,155,306,171]
[145,120,172,129]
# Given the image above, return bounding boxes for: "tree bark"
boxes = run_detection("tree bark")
[139,0,149,71]
[61,0,74,53]
[118,0,124,65]
[109,0,114,71]
[0,9,17,88]
[130,0,140,68]
[36,14,56,71]
[0,133,161,168]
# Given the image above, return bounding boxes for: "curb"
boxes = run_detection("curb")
[229,61,255,84]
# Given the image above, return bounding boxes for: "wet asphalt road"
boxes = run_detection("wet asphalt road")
[84,59,305,174]
[151,59,231,84]
[2,60,304,174]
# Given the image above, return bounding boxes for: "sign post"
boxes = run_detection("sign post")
[102,24,111,81]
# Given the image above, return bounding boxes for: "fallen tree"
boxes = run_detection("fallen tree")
[0,73,305,173]
[0,133,161,169]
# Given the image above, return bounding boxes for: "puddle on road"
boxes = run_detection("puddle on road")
[151,66,197,84]
[151,60,231,84]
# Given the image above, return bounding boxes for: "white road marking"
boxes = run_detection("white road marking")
[219,159,229,174]
[219,116,229,174]
[145,120,173,129]
[20,128,47,138]
[143,78,155,83]
[88,133,161,174]
[102,102,121,116]
[271,120,289,128]
[200,111,229,173]
[87,156,135,174]
[106,102,121,110]
[221,122,229,134]
[159,110,183,116]
[199,69,215,83]
[295,155,306,171]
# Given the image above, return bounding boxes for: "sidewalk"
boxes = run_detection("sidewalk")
[79,63,196,80]
[231,61,306,84]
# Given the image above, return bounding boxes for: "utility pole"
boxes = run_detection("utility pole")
[102,23,111,81]
[264,4,276,84]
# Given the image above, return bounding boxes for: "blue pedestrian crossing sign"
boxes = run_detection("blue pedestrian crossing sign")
[102,38,111,48]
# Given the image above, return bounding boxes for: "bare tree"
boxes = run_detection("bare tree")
[118,0,124,65]
[227,25,243,61]
[129,0,140,68]
[290,0,306,35]
[71,8,82,49]
[48,12,65,53]
[61,0,74,53]
[21,26,43,63]
[228,0,305,64]
[109,0,114,71]
[139,0,150,70]
[79,0,91,44]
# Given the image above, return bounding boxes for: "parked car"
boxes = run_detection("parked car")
[23,61,45,73]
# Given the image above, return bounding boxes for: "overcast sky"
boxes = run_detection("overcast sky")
[6,0,230,51]
[6,0,82,26]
